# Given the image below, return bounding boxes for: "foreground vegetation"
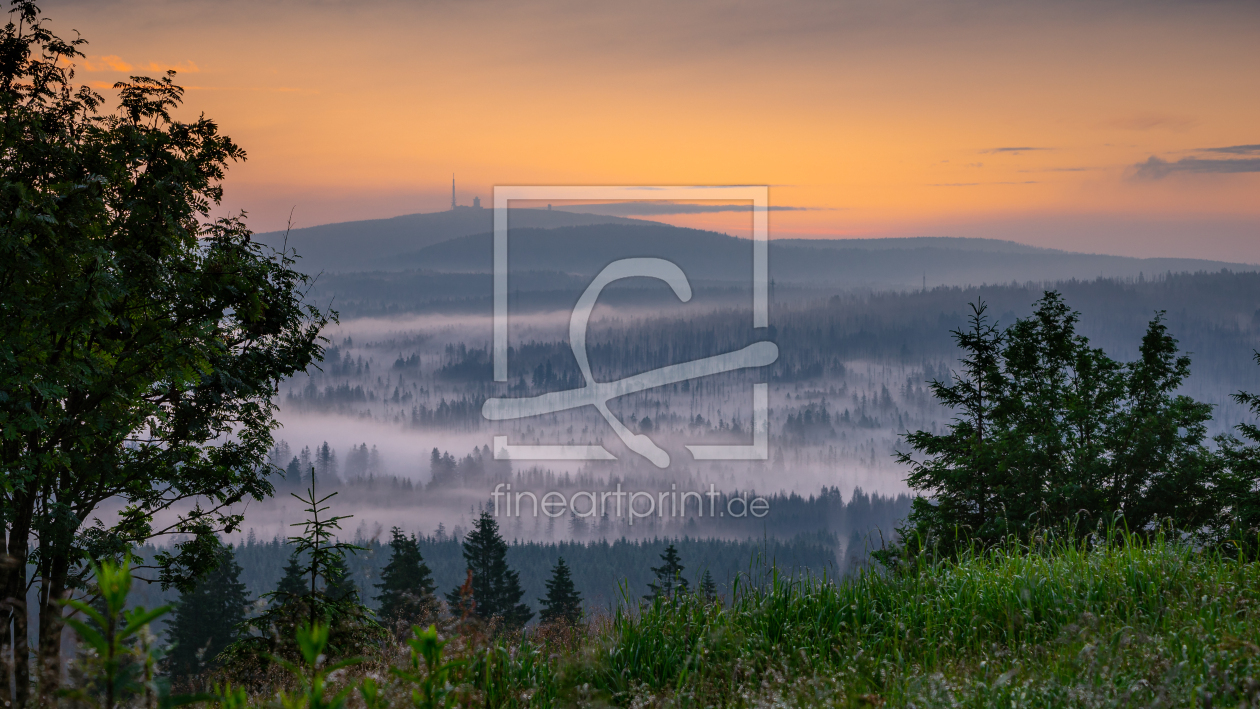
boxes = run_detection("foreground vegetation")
[79,530,1258,708]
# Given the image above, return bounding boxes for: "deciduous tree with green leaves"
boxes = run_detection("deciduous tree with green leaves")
[0,2,329,702]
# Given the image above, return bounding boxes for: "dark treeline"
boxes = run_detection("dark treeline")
[301,484,909,550]
[128,533,841,631]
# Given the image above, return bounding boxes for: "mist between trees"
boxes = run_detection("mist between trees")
[269,270,1260,507]
[254,436,909,540]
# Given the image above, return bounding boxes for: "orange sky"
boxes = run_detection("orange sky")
[49,0,1260,261]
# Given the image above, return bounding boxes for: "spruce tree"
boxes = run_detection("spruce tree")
[538,557,582,625]
[274,552,307,600]
[445,511,533,630]
[375,527,438,631]
[893,301,1009,553]
[222,470,383,667]
[698,569,717,602]
[163,545,250,684]
[323,555,359,605]
[893,292,1218,561]
[284,456,303,490]
[1214,351,1260,554]
[645,544,688,601]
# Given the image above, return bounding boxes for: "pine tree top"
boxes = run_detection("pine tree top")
[539,557,582,625]
[646,543,689,601]
[446,511,533,630]
[699,569,717,602]
[375,527,438,630]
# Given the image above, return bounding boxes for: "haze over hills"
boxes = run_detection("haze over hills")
[259,208,1257,290]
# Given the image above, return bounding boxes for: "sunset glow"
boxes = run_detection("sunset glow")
[55,0,1260,260]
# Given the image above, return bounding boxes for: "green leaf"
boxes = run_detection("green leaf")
[119,605,172,639]
[63,618,107,654]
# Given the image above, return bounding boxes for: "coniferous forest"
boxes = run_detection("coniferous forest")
[4,2,1260,707]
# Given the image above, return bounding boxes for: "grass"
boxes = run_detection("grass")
[504,530,1260,707]
[77,532,1260,708]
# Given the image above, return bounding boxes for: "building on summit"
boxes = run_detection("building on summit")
[450,176,483,210]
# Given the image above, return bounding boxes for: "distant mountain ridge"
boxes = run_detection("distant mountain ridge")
[255,208,1256,289]
[253,207,646,273]
[775,236,1060,254]
[402,223,1254,288]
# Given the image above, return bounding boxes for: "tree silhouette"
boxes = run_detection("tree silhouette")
[894,301,1007,550]
[222,470,382,667]
[645,544,688,601]
[0,3,329,696]
[698,569,717,602]
[375,527,438,632]
[163,546,249,686]
[274,552,307,599]
[538,557,582,625]
[892,292,1218,561]
[445,511,532,630]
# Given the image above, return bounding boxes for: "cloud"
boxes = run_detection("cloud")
[1133,155,1260,179]
[984,147,1050,154]
[553,202,818,216]
[80,56,199,75]
[83,55,132,72]
[147,60,201,73]
[1198,144,1260,155]
[1100,112,1197,132]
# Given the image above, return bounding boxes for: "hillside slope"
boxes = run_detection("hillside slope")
[403,223,1254,288]
[253,207,646,273]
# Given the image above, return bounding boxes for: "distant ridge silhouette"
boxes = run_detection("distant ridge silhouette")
[256,209,1257,288]
[402,223,1255,288]
[253,207,646,273]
